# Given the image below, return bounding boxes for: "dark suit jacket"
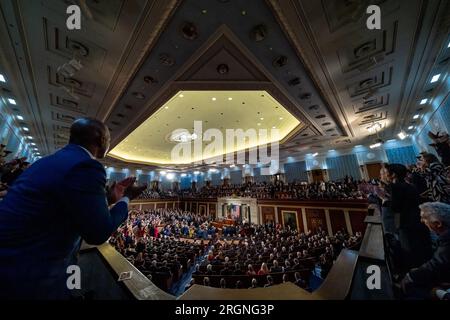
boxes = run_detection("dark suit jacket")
[0,144,129,299]
[410,230,450,286]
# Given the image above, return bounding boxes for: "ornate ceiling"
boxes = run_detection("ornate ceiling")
[0,0,449,171]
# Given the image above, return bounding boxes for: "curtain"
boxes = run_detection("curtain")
[253,167,270,183]
[326,154,361,181]
[284,161,308,182]
[230,170,242,184]
[385,146,417,165]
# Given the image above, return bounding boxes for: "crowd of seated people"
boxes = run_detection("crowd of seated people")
[108,205,363,293]
[137,188,178,199]
[175,177,367,201]
[190,224,362,290]
[0,144,30,198]
[108,208,212,291]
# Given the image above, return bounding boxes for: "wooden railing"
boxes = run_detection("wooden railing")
[79,243,175,300]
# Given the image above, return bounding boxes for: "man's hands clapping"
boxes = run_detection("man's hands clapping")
[106,177,146,204]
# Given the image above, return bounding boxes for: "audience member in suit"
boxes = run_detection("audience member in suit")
[0,118,145,299]
[401,202,450,298]
[270,260,282,273]
[232,263,243,275]
[220,263,232,275]
[386,163,432,273]
[264,275,274,287]
[220,278,227,289]
[294,272,307,289]
[249,278,258,289]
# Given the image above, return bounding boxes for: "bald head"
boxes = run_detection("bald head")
[69,117,110,159]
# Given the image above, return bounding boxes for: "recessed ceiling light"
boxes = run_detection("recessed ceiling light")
[30,142,36,146]
[160,171,167,176]
[26,136,32,139]
[181,173,187,177]
[212,97,216,101]
[8,98,16,105]
[179,94,184,98]
[193,171,200,175]
[448,41,450,48]
[23,127,29,132]
[257,123,261,126]
[272,126,276,129]
[312,152,318,157]
[279,117,283,120]
[0,74,5,82]
[413,114,420,119]
[17,115,24,121]
[260,117,264,120]
[33,148,38,151]
[431,74,441,83]
[420,99,428,105]
[408,126,414,130]
[164,106,169,109]
[228,97,232,101]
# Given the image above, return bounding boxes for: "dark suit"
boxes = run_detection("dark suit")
[390,181,432,271]
[0,144,129,299]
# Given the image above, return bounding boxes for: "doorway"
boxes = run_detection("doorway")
[366,163,382,180]
[312,169,324,182]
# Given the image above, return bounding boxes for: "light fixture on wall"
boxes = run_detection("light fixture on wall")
[397,130,407,140]
[370,141,382,149]
[312,152,318,157]
[166,173,175,180]
[0,74,6,82]
[420,98,428,105]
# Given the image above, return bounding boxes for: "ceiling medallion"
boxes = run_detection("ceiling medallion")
[159,53,175,66]
[180,22,198,40]
[288,77,301,86]
[272,55,288,67]
[217,64,229,74]
[250,24,268,42]
[132,92,145,100]
[144,76,158,84]
[300,93,312,100]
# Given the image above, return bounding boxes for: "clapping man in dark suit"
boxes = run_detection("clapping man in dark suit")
[0,118,146,299]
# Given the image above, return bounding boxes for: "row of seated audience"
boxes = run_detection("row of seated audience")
[188,224,362,290]
[172,177,367,201]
